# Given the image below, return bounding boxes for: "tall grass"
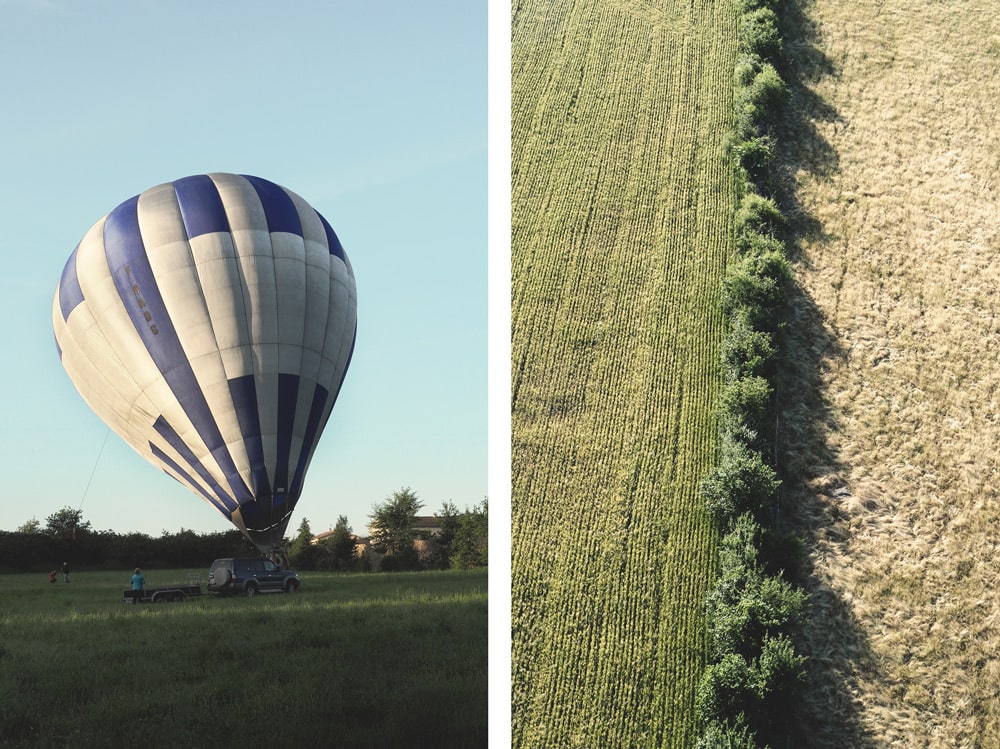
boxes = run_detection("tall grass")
[0,569,487,748]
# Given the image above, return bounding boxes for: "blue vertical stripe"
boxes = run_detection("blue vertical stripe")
[242,175,302,235]
[228,375,271,499]
[58,244,85,321]
[317,212,347,261]
[274,373,300,496]
[174,175,230,238]
[103,197,253,508]
[290,382,331,498]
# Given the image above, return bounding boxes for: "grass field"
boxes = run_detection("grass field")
[778,0,1000,745]
[0,569,487,748]
[511,0,738,745]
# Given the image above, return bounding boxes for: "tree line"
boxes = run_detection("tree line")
[695,1,809,747]
[1,488,488,575]
[287,488,488,572]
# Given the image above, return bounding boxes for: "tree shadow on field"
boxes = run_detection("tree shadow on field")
[770,2,883,746]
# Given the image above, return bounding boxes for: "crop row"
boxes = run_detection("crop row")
[511,0,739,745]
[695,1,810,747]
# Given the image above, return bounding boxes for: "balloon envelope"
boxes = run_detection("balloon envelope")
[52,173,357,551]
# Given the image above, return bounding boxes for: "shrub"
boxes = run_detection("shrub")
[707,572,807,660]
[721,248,790,331]
[718,375,772,440]
[756,634,807,700]
[738,8,782,60]
[696,652,759,723]
[700,440,780,524]
[734,53,763,89]
[755,634,808,745]
[734,63,788,139]
[730,136,775,192]
[721,311,776,381]
[717,511,766,575]
[735,230,785,260]
[705,515,805,656]
[734,192,785,246]
[696,716,759,749]
[737,0,780,13]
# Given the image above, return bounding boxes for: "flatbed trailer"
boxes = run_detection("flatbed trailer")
[123,574,202,603]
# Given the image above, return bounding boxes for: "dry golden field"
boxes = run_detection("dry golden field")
[780,0,1000,745]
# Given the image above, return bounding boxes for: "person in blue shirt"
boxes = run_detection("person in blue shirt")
[130,567,145,604]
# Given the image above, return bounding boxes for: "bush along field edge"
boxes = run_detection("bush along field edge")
[695,1,810,747]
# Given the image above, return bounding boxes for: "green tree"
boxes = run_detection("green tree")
[16,517,42,534]
[452,498,488,569]
[44,507,91,538]
[426,501,460,570]
[288,517,317,570]
[369,487,423,571]
[319,515,357,571]
[700,439,780,526]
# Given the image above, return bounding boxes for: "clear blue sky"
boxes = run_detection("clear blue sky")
[0,0,488,539]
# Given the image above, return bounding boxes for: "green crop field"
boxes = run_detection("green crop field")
[511,0,738,745]
[0,569,486,748]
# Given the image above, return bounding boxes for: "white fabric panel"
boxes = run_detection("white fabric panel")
[136,190,236,494]
[325,257,357,392]
[272,232,307,375]
[317,257,352,387]
[210,173,268,234]
[302,240,332,354]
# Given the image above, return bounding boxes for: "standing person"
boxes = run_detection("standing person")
[48,569,57,584]
[130,567,145,604]
[62,561,70,583]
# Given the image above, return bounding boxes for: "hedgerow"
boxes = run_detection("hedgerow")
[697,1,808,746]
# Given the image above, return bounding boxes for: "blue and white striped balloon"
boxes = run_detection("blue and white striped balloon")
[52,173,357,553]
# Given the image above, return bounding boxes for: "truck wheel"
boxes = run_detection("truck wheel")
[245,583,258,598]
[284,579,300,593]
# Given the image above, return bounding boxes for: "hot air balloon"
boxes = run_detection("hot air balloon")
[52,173,357,556]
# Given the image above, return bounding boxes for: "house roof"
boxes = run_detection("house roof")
[412,516,443,529]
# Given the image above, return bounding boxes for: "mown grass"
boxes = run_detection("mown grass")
[511,0,738,745]
[0,569,487,748]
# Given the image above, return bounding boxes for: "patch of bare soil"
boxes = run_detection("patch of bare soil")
[779,0,1000,746]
